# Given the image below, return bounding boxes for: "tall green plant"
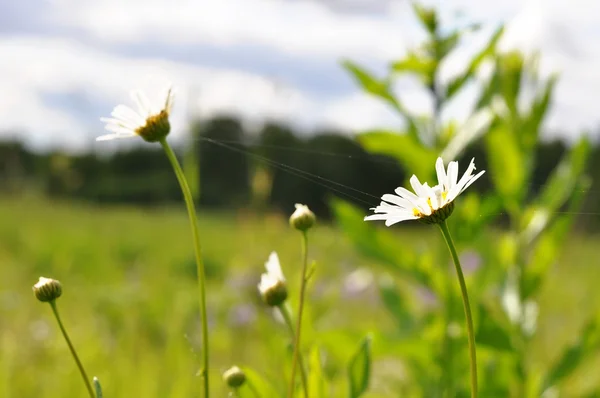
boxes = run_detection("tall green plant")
[334,3,592,396]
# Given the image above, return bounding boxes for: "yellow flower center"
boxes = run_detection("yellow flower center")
[134,110,171,142]
[412,191,449,218]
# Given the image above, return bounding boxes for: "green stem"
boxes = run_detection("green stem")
[49,301,95,398]
[160,138,210,397]
[278,304,308,396]
[438,220,478,398]
[288,231,310,398]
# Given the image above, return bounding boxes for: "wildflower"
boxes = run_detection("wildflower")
[258,252,288,306]
[33,277,62,302]
[289,203,316,232]
[223,365,246,388]
[365,157,485,226]
[98,86,174,142]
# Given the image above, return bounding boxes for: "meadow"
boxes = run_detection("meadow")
[2,196,600,397]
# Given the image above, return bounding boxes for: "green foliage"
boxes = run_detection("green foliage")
[347,336,372,398]
[339,2,595,396]
[4,3,600,398]
[308,346,327,398]
[358,131,437,180]
[242,367,280,398]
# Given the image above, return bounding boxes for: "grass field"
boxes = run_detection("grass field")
[2,196,600,397]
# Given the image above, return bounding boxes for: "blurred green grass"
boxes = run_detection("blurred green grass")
[1,196,599,397]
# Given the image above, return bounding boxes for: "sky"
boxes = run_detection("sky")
[1,0,599,152]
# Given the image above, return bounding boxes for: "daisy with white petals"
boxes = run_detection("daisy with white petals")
[258,252,288,307]
[365,157,485,226]
[365,157,485,396]
[98,86,174,143]
[98,83,211,394]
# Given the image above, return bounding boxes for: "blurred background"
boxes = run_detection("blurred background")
[2,0,600,397]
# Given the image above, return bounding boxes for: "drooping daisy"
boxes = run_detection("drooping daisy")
[258,252,288,307]
[365,157,485,226]
[98,86,174,143]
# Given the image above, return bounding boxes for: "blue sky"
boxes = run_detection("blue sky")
[1,0,598,152]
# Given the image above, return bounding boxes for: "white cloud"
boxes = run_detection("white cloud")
[0,36,395,151]
[53,0,412,61]
[1,0,600,152]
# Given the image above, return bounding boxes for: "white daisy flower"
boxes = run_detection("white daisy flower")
[365,157,485,226]
[258,252,288,306]
[98,86,174,143]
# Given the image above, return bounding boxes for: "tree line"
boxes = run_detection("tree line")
[0,115,598,229]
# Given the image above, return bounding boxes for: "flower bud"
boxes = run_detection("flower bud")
[260,279,288,307]
[223,365,246,388]
[258,252,288,306]
[33,277,62,302]
[289,203,316,232]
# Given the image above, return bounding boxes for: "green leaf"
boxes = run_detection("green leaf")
[475,302,513,352]
[242,366,280,398]
[445,26,504,100]
[378,275,417,335]
[498,52,524,117]
[390,52,436,86]
[342,60,420,139]
[308,346,326,398]
[521,137,591,247]
[341,60,398,108]
[93,377,103,398]
[542,320,600,390]
[536,137,590,213]
[521,74,558,149]
[485,124,526,204]
[347,336,372,398]
[522,176,591,299]
[358,130,437,180]
[412,3,437,35]
[475,66,500,110]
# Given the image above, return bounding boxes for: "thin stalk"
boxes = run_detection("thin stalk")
[49,301,95,398]
[278,304,308,395]
[438,220,478,398]
[288,231,310,398]
[160,138,210,397]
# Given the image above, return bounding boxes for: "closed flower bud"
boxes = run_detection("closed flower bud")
[260,279,288,307]
[258,252,288,307]
[223,365,246,388]
[289,203,316,232]
[33,277,62,302]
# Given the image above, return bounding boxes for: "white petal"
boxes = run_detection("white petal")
[384,214,419,226]
[446,161,459,190]
[104,124,136,135]
[435,157,447,190]
[164,87,175,113]
[364,213,393,221]
[265,252,285,282]
[112,105,145,126]
[96,133,135,141]
[448,158,477,200]
[428,185,443,210]
[410,175,428,198]
[381,194,413,209]
[458,170,486,196]
[131,90,153,117]
[394,186,421,203]
[101,117,139,130]
[258,274,276,293]
[395,185,430,214]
